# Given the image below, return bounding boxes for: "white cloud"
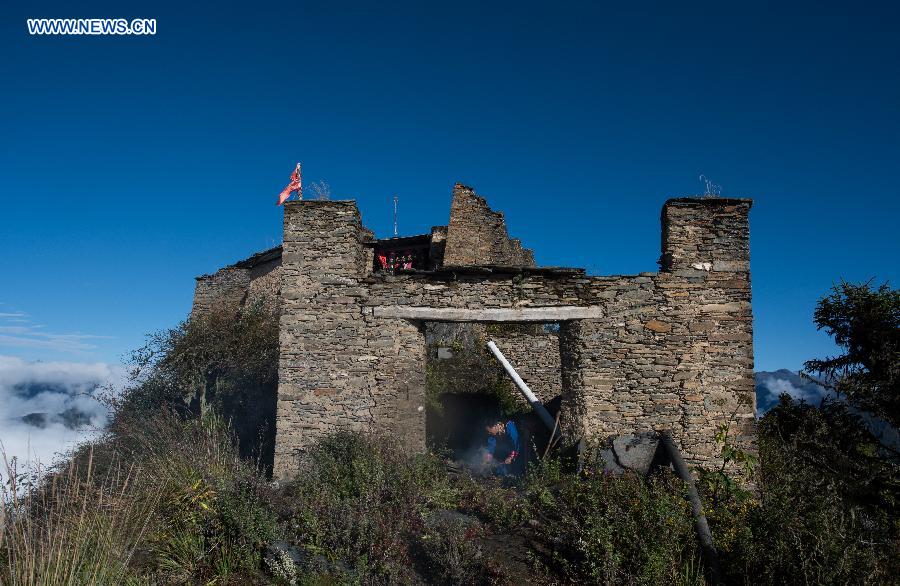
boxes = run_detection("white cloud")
[0,355,126,474]
[764,378,815,401]
[756,371,834,415]
[0,307,113,353]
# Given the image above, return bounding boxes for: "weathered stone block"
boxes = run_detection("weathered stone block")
[644,319,672,333]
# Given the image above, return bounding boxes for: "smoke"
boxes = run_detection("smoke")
[0,355,126,472]
[457,445,493,476]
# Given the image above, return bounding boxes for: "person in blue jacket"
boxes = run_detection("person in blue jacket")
[483,416,522,476]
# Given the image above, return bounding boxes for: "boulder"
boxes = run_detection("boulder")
[599,432,665,475]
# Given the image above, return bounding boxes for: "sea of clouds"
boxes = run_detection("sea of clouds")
[0,355,126,472]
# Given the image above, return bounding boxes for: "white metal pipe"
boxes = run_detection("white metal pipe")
[486,340,557,431]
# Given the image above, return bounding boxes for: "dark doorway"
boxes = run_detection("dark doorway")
[428,391,562,474]
[428,392,507,460]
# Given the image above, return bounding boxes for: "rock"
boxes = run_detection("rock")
[264,540,356,584]
[264,541,304,585]
[644,320,672,333]
[599,433,665,475]
[428,508,481,528]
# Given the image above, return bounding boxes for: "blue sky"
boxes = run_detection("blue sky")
[0,0,897,372]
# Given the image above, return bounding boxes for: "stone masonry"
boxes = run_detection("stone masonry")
[193,247,282,316]
[443,184,535,266]
[425,321,562,408]
[192,183,756,479]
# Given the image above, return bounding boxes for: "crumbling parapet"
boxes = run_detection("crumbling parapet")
[192,267,252,316]
[661,197,752,274]
[192,247,282,317]
[428,226,447,269]
[443,183,535,267]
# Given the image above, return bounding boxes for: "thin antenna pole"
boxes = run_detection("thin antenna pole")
[393,195,399,237]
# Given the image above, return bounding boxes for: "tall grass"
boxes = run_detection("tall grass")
[1,412,277,585]
[1,447,157,586]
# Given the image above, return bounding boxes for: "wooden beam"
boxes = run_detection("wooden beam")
[368,305,603,322]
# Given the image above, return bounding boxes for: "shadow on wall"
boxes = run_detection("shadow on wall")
[428,392,507,459]
[214,380,278,475]
[183,373,277,474]
[424,321,566,472]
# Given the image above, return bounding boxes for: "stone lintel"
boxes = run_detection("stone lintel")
[369,305,603,322]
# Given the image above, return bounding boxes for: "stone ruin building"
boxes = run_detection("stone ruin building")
[192,183,756,479]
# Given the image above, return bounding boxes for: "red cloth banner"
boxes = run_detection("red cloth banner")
[277,164,302,205]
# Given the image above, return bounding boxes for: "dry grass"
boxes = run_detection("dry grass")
[1,447,158,586]
[0,413,276,585]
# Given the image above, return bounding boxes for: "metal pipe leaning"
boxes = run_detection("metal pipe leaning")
[486,340,557,431]
[659,431,722,586]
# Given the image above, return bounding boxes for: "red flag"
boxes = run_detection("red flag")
[277,163,302,205]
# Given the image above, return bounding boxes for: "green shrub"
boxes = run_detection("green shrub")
[1,412,280,585]
[417,516,489,586]
[693,422,758,582]
[454,474,532,531]
[284,432,452,584]
[125,414,278,584]
[453,454,700,584]
[741,396,900,584]
[1,448,158,586]
[112,303,279,471]
[535,470,697,585]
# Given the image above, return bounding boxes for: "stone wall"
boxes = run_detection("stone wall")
[359,272,753,468]
[192,267,251,316]
[193,188,755,479]
[274,201,426,475]
[275,201,374,473]
[486,324,562,403]
[425,322,561,408]
[556,197,755,463]
[247,261,282,313]
[442,183,535,267]
[192,248,282,317]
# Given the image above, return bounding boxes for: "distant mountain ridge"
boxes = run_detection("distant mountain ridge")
[12,381,84,399]
[21,408,94,430]
[755,369,833,415]
[1,356,120,467]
